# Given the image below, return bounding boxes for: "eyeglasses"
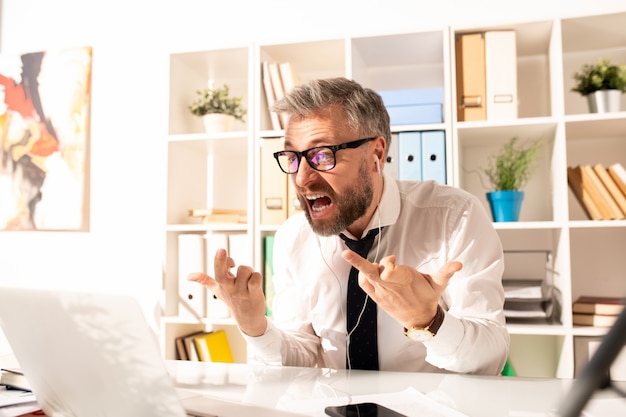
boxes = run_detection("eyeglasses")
[273,137,376,174]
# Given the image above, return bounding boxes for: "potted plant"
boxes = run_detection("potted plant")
[481,137,542,222]
[571,58,626,113]
[188,84,246,132]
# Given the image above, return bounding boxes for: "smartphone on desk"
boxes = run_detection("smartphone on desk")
[325,402,406,417]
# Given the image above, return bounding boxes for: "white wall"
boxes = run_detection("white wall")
[1,0,625,356]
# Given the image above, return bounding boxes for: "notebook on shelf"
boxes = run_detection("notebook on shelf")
[0,287,304,417]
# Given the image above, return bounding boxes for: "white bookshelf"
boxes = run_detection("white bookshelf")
[162,11,626,378]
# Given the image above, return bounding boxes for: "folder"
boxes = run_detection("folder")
[398,131,422,181]
[260,137,288,224]
[385,133,400,179]
[455,32,486,121]
[263,235,276,318]
[204,232,231,319]
[227,233,253,270]
[287,176,304,218]
[420,130,446,184]
[177,234,206,319]
[484,30,518,120]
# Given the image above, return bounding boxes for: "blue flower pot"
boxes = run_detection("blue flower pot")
[486,191,524,222]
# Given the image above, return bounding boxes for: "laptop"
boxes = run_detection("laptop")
[0,287,304,417]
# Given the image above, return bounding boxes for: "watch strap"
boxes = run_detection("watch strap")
[404,304,445,337]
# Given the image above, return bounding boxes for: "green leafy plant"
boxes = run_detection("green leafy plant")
[482,137,542,191]
[572,58,626,96]
[188,84,246,122]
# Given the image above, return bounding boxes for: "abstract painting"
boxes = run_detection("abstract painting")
[0,46,92,230]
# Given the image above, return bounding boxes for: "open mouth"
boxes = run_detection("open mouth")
[305,193,332,213]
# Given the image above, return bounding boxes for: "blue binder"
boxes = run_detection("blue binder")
[398,131,422,181]
[421,130,446,184]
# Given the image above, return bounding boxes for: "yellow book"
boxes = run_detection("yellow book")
[193,330,234,363]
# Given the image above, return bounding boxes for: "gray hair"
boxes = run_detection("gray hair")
[272,77,391,155]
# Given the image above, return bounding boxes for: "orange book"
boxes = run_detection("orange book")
[608,162,626,197]
[578,165,611,220]
[581,164,624,219]
[567,166,603,220]
[593,163,626,217]
[573,296,625,316]
[573,313,618,327]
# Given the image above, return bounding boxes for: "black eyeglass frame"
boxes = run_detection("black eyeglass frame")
[273,137,376,174]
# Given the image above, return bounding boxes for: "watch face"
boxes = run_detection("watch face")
[407,328,434,343]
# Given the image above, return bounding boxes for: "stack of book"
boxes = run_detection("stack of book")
[261,60,300,130]
[567,163,626,220]
[0,367,31,391]
[174,329,234,362]
[572,296,625,327]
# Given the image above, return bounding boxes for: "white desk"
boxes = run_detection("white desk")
[165,360,626,417]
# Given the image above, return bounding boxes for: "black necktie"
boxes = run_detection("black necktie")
[340,228,381,370]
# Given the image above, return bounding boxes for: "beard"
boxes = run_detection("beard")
[299,162,373,237]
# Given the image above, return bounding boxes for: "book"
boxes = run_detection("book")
[608,162,626,197]
[278,61,300,94]
[185,331,204,361]
[593,163,626,217]
[578,165,611,219]
[573,312,618,327]
[193,330,234,363]
[175,330,205,361]
[567,166,603,220]
[1,368,31,391]
[572,296,625,316]
[268,62,287,128]
[188,208,247,224]
[582,164,624,219]
[261,61,282,131]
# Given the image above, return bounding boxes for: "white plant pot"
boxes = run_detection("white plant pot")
[586,90,622,113]
[202,114,235,133]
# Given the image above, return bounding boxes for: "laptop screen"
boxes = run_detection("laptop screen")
[0,287,187,417]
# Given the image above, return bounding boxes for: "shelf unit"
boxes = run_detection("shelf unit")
[162,11,626,378]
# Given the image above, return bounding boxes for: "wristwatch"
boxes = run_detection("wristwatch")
[404,305,445,343]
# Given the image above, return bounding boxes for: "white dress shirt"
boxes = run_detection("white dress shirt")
[244,174,510,375]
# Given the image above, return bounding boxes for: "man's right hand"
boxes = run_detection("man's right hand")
[188,248,268,337]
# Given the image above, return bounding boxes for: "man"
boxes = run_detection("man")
[190,77,509,375]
